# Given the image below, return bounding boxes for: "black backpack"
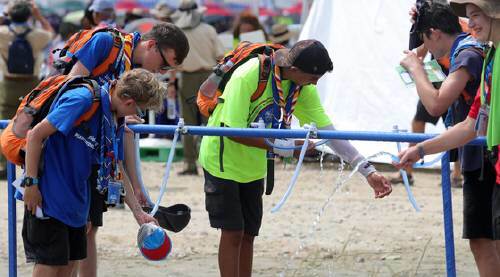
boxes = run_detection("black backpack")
[7,26,34,75]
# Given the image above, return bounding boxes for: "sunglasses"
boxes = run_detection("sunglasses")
[157,44,175,71]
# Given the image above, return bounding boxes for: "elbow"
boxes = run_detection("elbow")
[26,129,43,146]
[427,105,447,117]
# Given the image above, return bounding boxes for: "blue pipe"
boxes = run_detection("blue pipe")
[7,162,16,277]
[126,123,487,146]
[441,152,456,277]
[0,120,487,145]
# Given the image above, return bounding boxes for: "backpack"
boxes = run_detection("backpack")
[197,41,284,117]
[53,27,134,78]
[0,75,100,165]
[7,26,34,75]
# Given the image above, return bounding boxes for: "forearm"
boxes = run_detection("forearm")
[229,137,270,151]
[25,132,43,178]
[123,131,142,193]
[36,15,54,34]
[420,117,477,155]
[411,68,443,116]
[320,124,376,177]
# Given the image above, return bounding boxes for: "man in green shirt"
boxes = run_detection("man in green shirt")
[199,39,392,277]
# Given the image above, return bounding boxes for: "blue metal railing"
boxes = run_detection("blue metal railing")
[4,119,485,277]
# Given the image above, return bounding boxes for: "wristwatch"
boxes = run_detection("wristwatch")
[22,177,39,187]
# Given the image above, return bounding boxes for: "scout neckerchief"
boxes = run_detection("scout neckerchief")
[481,45,498,150]
[271,61,301,129]
[96,86,122,193]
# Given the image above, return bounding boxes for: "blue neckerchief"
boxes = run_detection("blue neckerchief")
[445,33,485,127]
[483,49,494,104]
[450,33,485,67]
[270,63,298,129]
[96,88,118,193]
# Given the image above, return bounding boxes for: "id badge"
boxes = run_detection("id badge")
[106,180,123,206]
[474,104,489,137]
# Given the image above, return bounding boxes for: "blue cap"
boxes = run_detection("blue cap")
[89,0,115,13]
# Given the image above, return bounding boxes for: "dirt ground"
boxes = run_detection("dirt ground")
[0,161,479,276]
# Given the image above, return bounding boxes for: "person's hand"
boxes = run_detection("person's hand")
[133,209,158,226]
[400,50,423,73]
[293,139,316,158]
[366,172,392,198]
[125,115,145,125]
[134,187,149,207]
[24,185,42,215]
[30,2,43,21]
[394,146,420,169]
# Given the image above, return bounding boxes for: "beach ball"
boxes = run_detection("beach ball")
[137,223,172,261]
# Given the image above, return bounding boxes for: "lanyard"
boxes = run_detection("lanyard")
[482,52,494,105]
[270,62,300,129]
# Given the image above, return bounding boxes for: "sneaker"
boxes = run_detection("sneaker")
[388,172,414,186]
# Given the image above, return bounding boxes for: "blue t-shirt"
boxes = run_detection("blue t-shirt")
[41,86,102,227]
[449,43,484,171]
[73,31,141,85]
[41,84,125,227]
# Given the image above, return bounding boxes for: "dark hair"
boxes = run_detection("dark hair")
[9,1,31,23]
[415,1,462,38]
[232,11,268,40]
[142,22,189,65]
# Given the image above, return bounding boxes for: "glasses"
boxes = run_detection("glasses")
[157,44,175,71]
[136,105,145,118]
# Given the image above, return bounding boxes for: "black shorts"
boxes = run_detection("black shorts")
[413,100,447,125]
[203,169,264,236]
[22,209,87,265]
[492,184,500,240]
[88,165,107,227]
[462,163,495,239]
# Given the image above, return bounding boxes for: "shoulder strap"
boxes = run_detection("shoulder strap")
[74,79,101,126]
[91,29,125,77]
[251,54,272,102]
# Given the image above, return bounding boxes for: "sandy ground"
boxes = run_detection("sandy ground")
[0,161,479,276]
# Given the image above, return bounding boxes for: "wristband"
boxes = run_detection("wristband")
[417,144,426,159]
[352,156,376,177]
[358,161,377,177]
[272,139,295,158]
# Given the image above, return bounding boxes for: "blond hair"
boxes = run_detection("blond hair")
[116,69,166,112]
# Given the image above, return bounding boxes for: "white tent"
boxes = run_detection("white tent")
[298,0,445,164]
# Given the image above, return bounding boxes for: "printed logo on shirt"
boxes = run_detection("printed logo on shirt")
[74,132,98,150]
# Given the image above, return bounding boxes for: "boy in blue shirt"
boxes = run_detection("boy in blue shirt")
[61,22,189,277]
[21,69,165,276]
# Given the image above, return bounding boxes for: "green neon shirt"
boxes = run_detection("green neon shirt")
[199,58,331,183]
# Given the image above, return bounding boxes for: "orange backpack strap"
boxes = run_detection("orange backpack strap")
[71,79,101,126]
[251,54,273,102]
[91,29,125,77]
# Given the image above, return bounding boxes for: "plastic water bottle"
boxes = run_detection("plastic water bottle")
[198,60,234,98]
[167,97,176,120]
